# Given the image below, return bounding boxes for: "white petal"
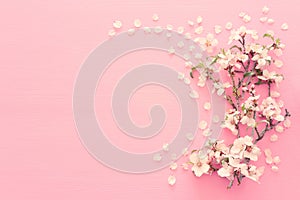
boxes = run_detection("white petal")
[239,12,246,18]
[275,125,284,133]
[152,13,159,21]
[214,25,222,34]
[166,24,173,31]
[243,15,251,23]
[177,26,185,34]
[170,162,178,170]
[199,120,208,130]
[264,148,272,157]
[213,115,220,123]
[217,88,225,96]
[184,77,191,85]
[143,27,151,34]
[177,41,185,48]
[281,23,289,31]
[113,20,122,29]
[184,32,192,39]
[266,156,273,164]
[188,20,194,26]
[186,133,194,141]
[274,60,283,68]
[202,128,212,137]
[267,18,275,24]
[134,19,142,28]
[166,32,172,38]
[273,156,281,164]
[196,16,203,24]
[204,102,211,110]
[262,6,270,14]
[271,165,279,172]
[162,143,169,152]
[194,26,203,34]
[259,16,268,23]
[189,90,199,99]
[127,28,135,36]
[177,72,185,80]
[154,26,163,33]
[182,163,189,170]
[225,22,233,30]
[271,91,280,98]
[270,134,278,142]
[168,47,175,54]
[153,153,162,161]
[168,175,176,185]
[108,29,116,37]
[283,119,291,128]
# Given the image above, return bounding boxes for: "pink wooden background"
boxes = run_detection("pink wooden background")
[1,0,300,199]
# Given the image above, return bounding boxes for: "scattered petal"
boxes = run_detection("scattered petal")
[113,20,122,29]
[143,27,151,33]
[259,16,268,23]
[202,128,212,137]
[177,26,185,34]
[154,26,163,33]
[204,102,211,110]
[196,16,203,24]
[168,175,176,186]
[182,163,189,170]
[270,134,278,142]
[225,22,233,30]
[217,88,225,96]
[273,156,281,164]
[283,118,291,128]
[186,133,194,141]
[108,29,116,37]
[177,41,185,48]
[267,18,275,24]
[134,19,142,28]
[163,143,169,152]
[153,153,162,162]
[264,148,272,157]
[168,47,175,54]
[213,115,220,123]
[166,24,173,31]
[166,32,172,38]
[189,90,199,99]
[171,153,177,160]
[243,14,251,23]
[195,26,204,34]
[239,12,246,18]
[271,91,280,98]
[184,77,191,85]
[184,32,192,39]
[275,125,284,133]
[177,72,185,80]
[262,6,270,14]
[127,28,135,36]
[182,148,188,156]
[274,60,283,68]
[152,13,159,21]
[185,61,193,68]
[266,156,273,164]
[214,25,222,34]
[271,165,279,172]
[188,20,194,26]
[199,120,208,130]
[170,162,178,170]
[281,23,289,31]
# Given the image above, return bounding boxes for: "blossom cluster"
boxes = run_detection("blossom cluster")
[185,8,291,188]
[189,136,264,185]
